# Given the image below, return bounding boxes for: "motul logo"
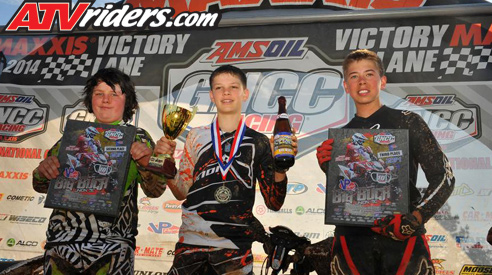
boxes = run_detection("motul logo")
[4,1,220,32]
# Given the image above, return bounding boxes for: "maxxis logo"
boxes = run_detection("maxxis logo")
[0,94,49,143]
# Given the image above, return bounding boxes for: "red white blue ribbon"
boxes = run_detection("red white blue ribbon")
[211,118,246,180]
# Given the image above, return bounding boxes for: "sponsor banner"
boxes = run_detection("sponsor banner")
[0,10,491,273]
[124,0,488,13]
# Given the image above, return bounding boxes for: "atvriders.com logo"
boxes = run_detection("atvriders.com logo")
[3,1,220,32]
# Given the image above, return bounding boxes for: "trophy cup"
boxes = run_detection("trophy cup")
[147,105,197,178]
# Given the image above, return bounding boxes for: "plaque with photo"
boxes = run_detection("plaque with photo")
[324,128,409,227]
[45,120,136,217]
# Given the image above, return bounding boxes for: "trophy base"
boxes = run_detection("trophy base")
[147,155,177,179]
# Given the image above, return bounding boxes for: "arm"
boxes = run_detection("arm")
[165,129,196,200]
[133,128,168,198]
[32,140,62,193]
[410,114,455,224]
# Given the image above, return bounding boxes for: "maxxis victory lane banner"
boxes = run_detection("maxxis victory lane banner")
[0,12,491,274]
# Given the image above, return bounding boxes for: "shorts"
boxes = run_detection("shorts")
[167,243,254,275]
[44,242,134,275]
[330,233,434,275]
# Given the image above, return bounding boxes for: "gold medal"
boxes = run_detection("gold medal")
[214,185,232,204]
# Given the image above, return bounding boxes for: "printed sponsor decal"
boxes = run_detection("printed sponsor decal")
[135,246,165,258]
[459,265,492,275]
[286,182,308,195]
[255,205,266,215]
[5,238,38,247]
[449,157,492,170]
[147,222,179,234]
[426,235,447,248]
[456,236,488,249]
[134,271,166,275]
[138,197,159,214]
[203,38,308,65]
[1,214,46,225]
[0,171,29,180]
[6,195,34,201]
[0,146,43,159]
[4,2,220,32]
[294,231,321,240]
[373,133,396,145]
[433,259,455,275]
[0,94,49,143]
[162,200,183,213]
[316,183,326,194]
[451,183,474,196]
[461,211,492,222]
[393,95,480,152]
[295,206,325,215]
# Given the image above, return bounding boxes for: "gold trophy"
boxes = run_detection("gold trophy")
[147,104,197,178]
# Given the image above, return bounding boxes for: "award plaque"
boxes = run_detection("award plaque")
[324,128,409,226]
[147,104,197,178]
[45,120,136,217]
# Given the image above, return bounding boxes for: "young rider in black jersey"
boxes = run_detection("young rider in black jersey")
[33,68,175,274]
[316,49,455,274]
[158,65,297,275]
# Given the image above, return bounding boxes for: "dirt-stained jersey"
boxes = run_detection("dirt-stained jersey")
[175,124,287,250]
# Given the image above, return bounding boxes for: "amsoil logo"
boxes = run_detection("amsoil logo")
[0,94,49,143]
[4,2,220,32]
[163,44,350,156]
[203,38,308,65]
[393,94,480,152]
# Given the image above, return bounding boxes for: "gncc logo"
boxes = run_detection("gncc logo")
[394,94,480,152]
[163,42,350,153]
[0,94,49,143]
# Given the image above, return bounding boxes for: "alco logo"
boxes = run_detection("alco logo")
[0,94,49,143]
[161,39,351,157]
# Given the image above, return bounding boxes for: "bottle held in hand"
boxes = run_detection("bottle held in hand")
[273,96,295,170]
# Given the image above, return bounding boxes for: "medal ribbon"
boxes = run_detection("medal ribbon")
[211,118,246,180]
